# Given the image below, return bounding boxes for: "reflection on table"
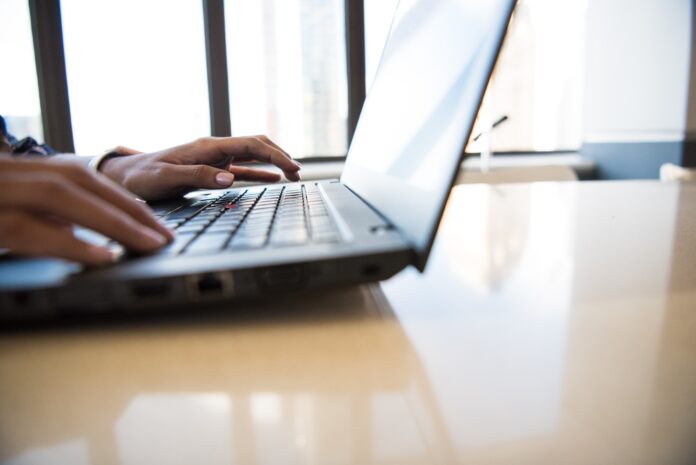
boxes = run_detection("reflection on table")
[1,180,695,465]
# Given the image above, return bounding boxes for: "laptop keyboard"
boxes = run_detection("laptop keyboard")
[157,184,341,256]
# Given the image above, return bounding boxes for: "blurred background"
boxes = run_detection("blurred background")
[0,0,693,179]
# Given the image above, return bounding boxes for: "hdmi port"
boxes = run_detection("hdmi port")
[132,281,172,298]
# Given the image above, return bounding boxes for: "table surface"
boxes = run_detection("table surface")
[1,180,695,465]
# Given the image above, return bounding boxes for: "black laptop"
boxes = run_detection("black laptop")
[0,0,517,319]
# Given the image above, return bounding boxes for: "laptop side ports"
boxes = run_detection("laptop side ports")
[131,280,172,299]
[187,272,235,300]
[255,264,307,292]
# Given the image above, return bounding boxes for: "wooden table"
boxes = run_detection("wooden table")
[1,180,695,465]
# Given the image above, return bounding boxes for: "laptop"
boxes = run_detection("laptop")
[0,0,516,320]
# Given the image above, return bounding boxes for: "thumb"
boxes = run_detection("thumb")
[171,164,236,189]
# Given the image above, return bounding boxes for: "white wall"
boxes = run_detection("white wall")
[583,0,693,143]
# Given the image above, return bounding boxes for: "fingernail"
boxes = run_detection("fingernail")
[294,161,302,168]
[142,228,168,247]
[157,220,175,238]
[216,172,235,186]
[162,227,175,241]
[88,245,118,264]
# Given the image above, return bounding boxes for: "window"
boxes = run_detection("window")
[364,0,399,93]
[472,0,586,153]
[18,0,586,158]
[60,0,210,154]
[225,0,348,157]
[364,0,587,154]
[0,0,43,140]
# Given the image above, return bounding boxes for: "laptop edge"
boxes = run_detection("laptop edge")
[0,0,517,320]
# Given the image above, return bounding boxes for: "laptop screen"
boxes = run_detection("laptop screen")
[341,0,516,269]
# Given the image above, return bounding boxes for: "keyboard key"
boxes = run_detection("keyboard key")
[176,224,207,234]
[228,235,267,249]
[270,230,308,246]
[223,201,241,209]
[206,224,237,234]
[277,206,304,213]
[189,218,215,226]
[276,220,306,229]
[218,209,244,217]
[212,215,241,224]
[213,221,243,231]
[275,223,306,232]
[236,226,270,237]
[159,183,341,252]
[277,207,304,214]
[193,213,218,221]
[250,207,276,215]
[168,205,206,220]
[184,232,230,254]
[164,220,184,228]
[247,213,274,222]
[243,217,272,227]
[159,232,197,255]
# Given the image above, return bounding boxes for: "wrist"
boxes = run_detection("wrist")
[88,150,122,173]
[98,152,129,184]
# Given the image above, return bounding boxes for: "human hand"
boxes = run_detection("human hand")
[100,136,301,201]
[0,157,173,266]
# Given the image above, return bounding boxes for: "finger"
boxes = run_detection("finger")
[0,211,116,266]
[0,173,168,253]
[109,146,143,156]
[163,164,237,190]
[228,165,281,183]
[251,135,302,181]
[43,216,73,229]
[229,137,301,181]
[254,135,297,163]
[13,160,173,241]
[60,164,174,241]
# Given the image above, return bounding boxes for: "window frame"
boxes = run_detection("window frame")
[29,0,366,158]
[29,0,578,161]
[28,0,74,153]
